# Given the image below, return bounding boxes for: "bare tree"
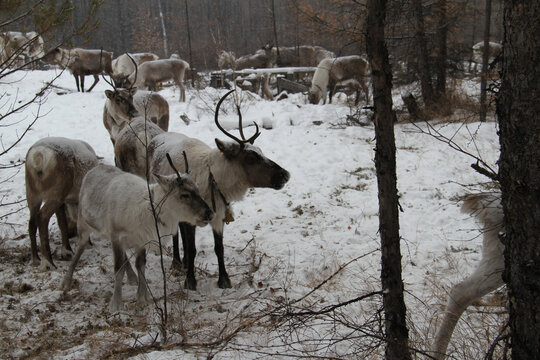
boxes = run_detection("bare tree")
[497,0,540,358]
[366,0,412,359]
[479,0,493,122]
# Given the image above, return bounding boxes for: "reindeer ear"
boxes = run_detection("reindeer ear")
[105,90,114,99]
[153,173,172,187]
[215,139,241,157]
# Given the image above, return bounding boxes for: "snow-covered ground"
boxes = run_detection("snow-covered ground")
[0,69,504,359]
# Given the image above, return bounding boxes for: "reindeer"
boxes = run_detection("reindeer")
[126,58,190,102]
[111,52,159,88]
[272,45,335,67]
[472,41,502,75]
[25,137,99,271]
[43,47,113,92]
[114,117,166,178]
[0,31,44,69]
[146,90,290,290]
[432,192,505,360]
[60,162,214,312]
[103,87,169,146]
[309,55,370,105]
[217,44,274,70]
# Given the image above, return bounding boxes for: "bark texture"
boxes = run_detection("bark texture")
[366,0,412,359]
[497,1,540,359]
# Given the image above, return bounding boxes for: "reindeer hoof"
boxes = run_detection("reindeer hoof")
[60,248,73,260]
[170,259,184,276]
[184,277,197,291]
[109,300,125,313]
[39,258,56,272]
[218,276,232,289]
[31,256,40,267]
[59,276,72,292]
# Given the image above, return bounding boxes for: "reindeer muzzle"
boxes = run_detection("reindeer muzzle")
[272,169,290,190]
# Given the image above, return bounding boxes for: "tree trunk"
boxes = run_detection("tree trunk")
[497,1,540,359]
[479,0,492,122]
[434,0,448,96]
[156,0,168,57]
[366,1,412,359]
[412,0,435,107]
[184,0,194,86]
[271,0,281,65]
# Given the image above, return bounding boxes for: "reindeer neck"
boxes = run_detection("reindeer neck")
[208,149,249,203]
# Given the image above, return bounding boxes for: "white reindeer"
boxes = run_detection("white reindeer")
[127,58,190,102]
[111,52,159,88]
[309,55,370,105]
[25,137,99,271]
[60,163,214,312]
[432,192,505,359]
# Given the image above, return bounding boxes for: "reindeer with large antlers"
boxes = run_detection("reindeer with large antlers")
[132,89,290,290]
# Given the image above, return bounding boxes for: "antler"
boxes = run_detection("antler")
[166,153,183,181]
[214,90,261,145]
[126,53,138,90]
[100,48,116,89]
[182,151,189,174]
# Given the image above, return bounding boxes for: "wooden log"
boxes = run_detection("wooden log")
[277,77,308,94]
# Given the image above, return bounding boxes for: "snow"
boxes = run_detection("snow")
[0,69,504,359]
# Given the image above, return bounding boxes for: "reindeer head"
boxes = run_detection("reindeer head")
[153,153,214,227]
[104,54,139,119]
[105,88,138,119]
[214,90,290,190]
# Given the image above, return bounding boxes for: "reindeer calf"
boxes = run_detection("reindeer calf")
[61,164,213,312]
[25,137,99,271]
[432,192,504,359]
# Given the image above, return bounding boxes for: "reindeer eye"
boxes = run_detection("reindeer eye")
[180,193,190,200]
[246,152,258,164]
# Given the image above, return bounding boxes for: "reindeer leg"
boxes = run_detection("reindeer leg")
[55,203,73,260]
[60,225,91,292]
[74,74,80,92]
[432,253,504,359]
[81,75,86,92]
[213,224,231,289]
[37,200,63,271]
[180,222,197,290]
[178,80,186,102]
[28,200,41,266]
[170,226,183,274]
[135,248,152,309]
[86,74,99,92]
[110,240,126,312]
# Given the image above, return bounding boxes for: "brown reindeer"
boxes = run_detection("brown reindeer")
[43,47,113,92]
[272,45,335,67]
[0,31,44,69]
[25,137,99,270]
[103,88,169,145]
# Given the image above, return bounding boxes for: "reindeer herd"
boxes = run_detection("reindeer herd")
[2,35,504,359]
